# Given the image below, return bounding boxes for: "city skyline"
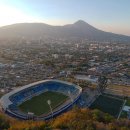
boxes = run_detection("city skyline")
[0,0,130,35]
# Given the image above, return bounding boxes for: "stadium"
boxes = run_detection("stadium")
[0,79,82,120]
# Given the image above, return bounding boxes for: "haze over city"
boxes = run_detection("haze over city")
[0,0,130,35]
[0,0,130,129]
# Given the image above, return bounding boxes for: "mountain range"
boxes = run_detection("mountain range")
[0,20,130,42]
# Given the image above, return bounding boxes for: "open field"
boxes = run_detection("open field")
[19,91,68,116]
[90,94,124,117]
[105,84,130,96]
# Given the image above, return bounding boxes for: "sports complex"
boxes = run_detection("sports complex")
[90,93,125,118]
[0,79,82,120]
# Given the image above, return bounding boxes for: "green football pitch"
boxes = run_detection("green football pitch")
[18,91,68,116]
[90,94,124,117]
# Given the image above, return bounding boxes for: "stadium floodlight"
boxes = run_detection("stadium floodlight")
[68,91,73,103]
[27,112,34,120]
[47,100,53,119]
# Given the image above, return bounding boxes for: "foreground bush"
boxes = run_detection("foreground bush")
[0,108,130,130]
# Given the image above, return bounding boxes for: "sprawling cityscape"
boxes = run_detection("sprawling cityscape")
[0,39,130,91]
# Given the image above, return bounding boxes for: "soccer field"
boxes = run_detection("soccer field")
[19,91,68,116]
[90,94,124,117]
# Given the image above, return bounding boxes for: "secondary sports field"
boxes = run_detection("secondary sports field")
[90,94,124,117]
[19,91,68,116]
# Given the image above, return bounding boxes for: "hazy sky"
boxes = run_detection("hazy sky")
[0,0,130,35]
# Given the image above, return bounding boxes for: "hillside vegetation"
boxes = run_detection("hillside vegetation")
[0,108,130,130]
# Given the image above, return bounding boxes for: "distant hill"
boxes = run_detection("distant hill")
[0,20,130,42]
